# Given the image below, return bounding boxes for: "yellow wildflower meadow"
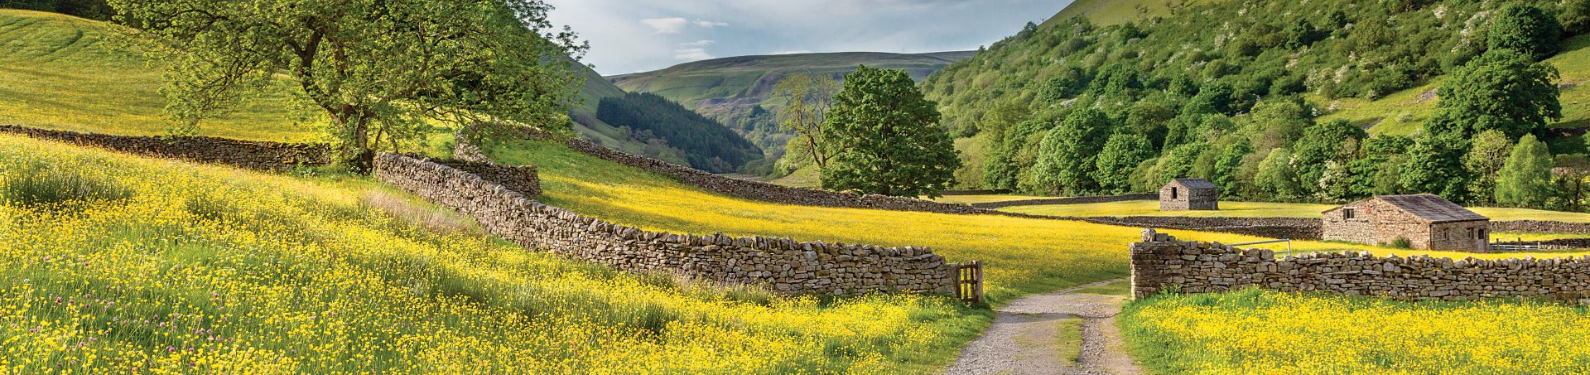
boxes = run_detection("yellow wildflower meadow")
[1121,288,1590,374]
[0,134,986,373]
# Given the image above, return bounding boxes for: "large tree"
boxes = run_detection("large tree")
[1400,132,1471,201]
[821,65,960,198]
[1292,119,1367,197]
[1430,49,1561,140]
[770,74,841,175]
[1496,134,1556,208]
[109,0,585,167]
[1487,3,1562,60]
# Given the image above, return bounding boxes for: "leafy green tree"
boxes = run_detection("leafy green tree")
[821,66,960,198]
[1496,134,1556,208]
[1039,68,1088,103]
[1255,148,1302,200]
[770,74,841,174]
[1034,109,1112,194]
[1431,49,1561,140]
[1094,133,1155,194]
[1242,98,1314,152]
[1293,119,1367,196]
[1487,4,1562,60]
[1462,130,1514,205]
[109,0,585,166]
[1349,136,1414,197]
[1556,154,1590,211]
[1212,140,1254,198]
[1399,133,1471,201]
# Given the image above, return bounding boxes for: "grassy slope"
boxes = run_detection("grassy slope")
[608,51,976,111]
[0,9,311,142]
[1042,0,1223,28]
[1320,35,1590,147]
[1001,200,1590,223]
[0,133,1007,373]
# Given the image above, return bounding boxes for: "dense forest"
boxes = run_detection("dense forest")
[923,0,1590,210]
[597,92,765,173]
[1,0,113,19]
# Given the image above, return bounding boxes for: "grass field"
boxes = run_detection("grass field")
[0,10,314,142]
[930,194,1048,205]
[1041,0,1225,28]
[1002,200,1590,223]
[0,134,1011,373]
[1121,289,1590,374]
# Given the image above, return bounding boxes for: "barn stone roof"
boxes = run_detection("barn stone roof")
[1168,178,1217,190]
[1373,194,1489,223]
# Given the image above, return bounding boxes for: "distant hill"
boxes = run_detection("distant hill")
[607,51,975,166]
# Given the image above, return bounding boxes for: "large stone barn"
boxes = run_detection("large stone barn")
[1160,178,1219,211]
[1322,194,1491,252]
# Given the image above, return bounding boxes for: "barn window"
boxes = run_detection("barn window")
[1172,187,1179,199]
[1343,208,1355,220]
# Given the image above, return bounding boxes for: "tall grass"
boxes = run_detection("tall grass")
[0,158,132,207]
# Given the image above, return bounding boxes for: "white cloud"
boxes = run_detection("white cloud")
[694,19,729,28]
[641,17,689,34]
[771,50,813,55]
[675,47,714,60]
[681,40,716,48]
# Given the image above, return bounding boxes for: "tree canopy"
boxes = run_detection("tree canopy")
[109,0,586,167]
[1430,49,1561,140]
[1487,4,1563,60]
[821,65,960,198]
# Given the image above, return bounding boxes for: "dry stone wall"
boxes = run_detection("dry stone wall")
[969,194,1157,209]
[1077,216,1322,240]
[374,153,959,296]
[0,125,330,170]
[500,127,988,215]
[1131,229,1590,302]
[1494,221,1590,235]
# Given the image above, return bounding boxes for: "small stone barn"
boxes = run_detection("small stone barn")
[1160,178,1219,211]
[1322,194,1491,252]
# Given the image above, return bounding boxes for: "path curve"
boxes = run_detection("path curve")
[945,279,1145,375]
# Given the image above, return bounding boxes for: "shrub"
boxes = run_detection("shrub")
[1389,237,1413,249]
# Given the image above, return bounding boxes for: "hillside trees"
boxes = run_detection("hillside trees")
[1566,0,1590,35]
[1095,132,1154,195]
[1496,135,1557,207]
[109,0,585,168]
[822,66,960,197]
[1292,119,1367,199]
[1033,109,1111,195]
[769,75,841,175]
[596,93,764,173]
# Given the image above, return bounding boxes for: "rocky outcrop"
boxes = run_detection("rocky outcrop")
[0,125,330,170]
[1131,229,1590,302]
[374,153,960,296]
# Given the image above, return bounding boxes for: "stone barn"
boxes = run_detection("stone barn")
[1322,194,1491,252]
[1160,178,1219,211]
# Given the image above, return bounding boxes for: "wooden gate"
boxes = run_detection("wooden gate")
[957,261,984,304]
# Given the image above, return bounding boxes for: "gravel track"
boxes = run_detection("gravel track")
[945,279,1145,375]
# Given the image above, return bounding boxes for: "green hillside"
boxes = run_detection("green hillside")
[924,0,1589,201]
[1043,0,1223,28]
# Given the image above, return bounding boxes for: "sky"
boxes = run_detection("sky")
[544,0,1076,76]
